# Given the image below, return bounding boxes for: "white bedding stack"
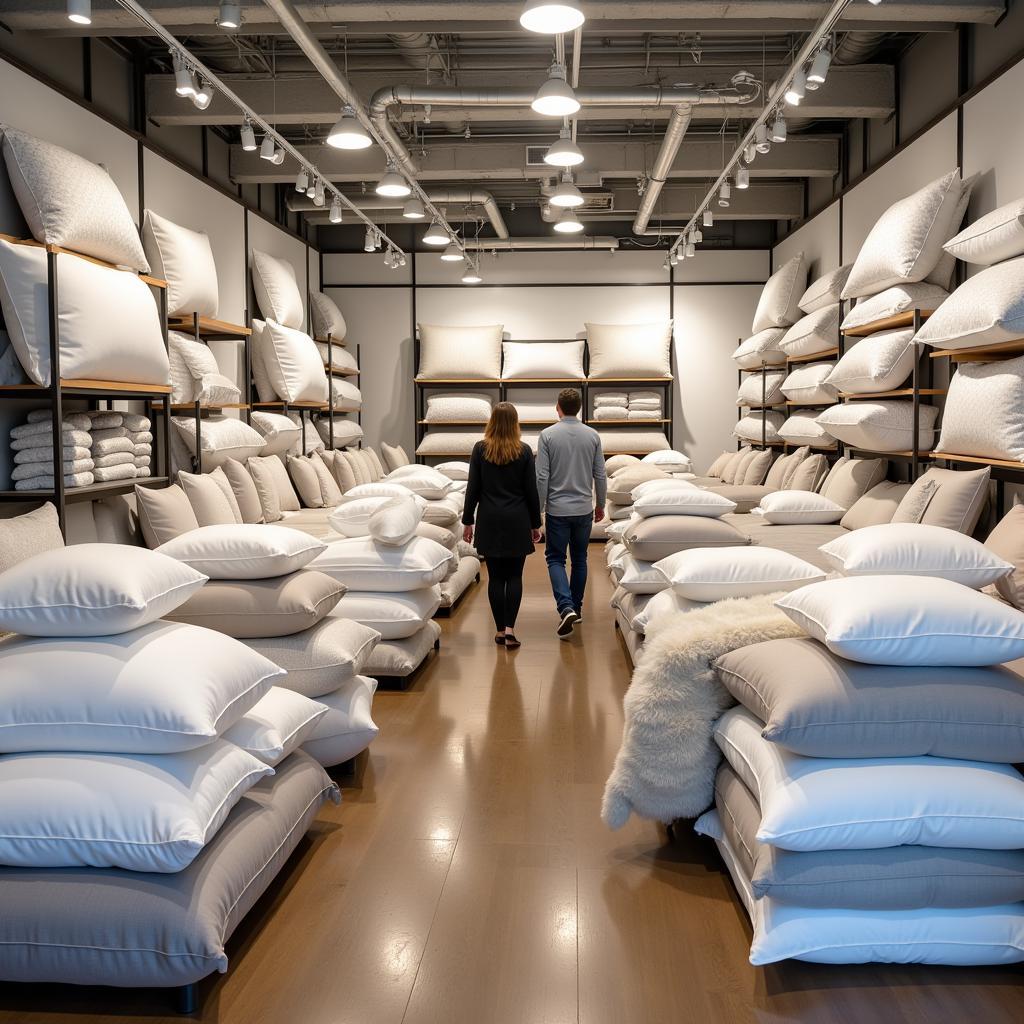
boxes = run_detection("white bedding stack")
[10,411,94,490]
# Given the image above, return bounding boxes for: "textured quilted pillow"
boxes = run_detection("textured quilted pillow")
[841,282,949,333]
[417,323,503,380]
[825,328,916,395]
[752,254,806,332]
[798,264,852,314]
[425,393,493,423]
[779,304,840,359]
[734,411,784,445]
[310,290,346,340]
[778,412,836,449]
[142,210,218,317]
[502,340,585,379]
[585,322,673,379]
[733,328,786,369]
[781,362,837,405]
[172,416,266,469]
[252,250,304,329]
[737,370,785,407]
[816,401,939,452]
[936,355,1024,464]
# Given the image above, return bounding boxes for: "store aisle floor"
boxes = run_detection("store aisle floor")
[2,548,1022,1024]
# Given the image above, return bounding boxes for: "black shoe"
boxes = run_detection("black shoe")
[505,634,521,650]
[575,609,583,624]
[494,633,506,645]
[557,609,579,639]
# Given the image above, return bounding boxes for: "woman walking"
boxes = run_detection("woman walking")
[462,402,542,649]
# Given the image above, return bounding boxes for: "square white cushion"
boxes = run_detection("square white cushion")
[732,328,786,369]
[825,328,916,395]
[778,304,840,359]
[734,410,784,444]
[308,536,453,592]
[316,417,364,449]
[815,400,938,452]
[819,523,1013,589]
[752,254,806,332]
[752,490,845,525]
[640,450,692,471]
[367,495,426,546]
[142,209,218,317]
[737,369,785,407]
[781,362,837,405]
[778,411,836,448]
[156,524,326,580]
[501,340,585,379]
[417,431,483,457]
[331,586,441,639]
[841,282,949,332]
[798,264,852,314]
[0,241,169,387]
[223,686,327,766]
[943,197,1024,266]
[1,126,149,272]
[331,378,362,412]
[251,250,303,329]
[424,392,493,423]
[654,547,824,601]
[173,415,266,468]
[610,552,669,594]
[310,290,347,340]
[378,467,452,500]
[776,575,1024,666]
[303,674,379,766]
[935,354,1024,462]
[0,621,281,754]
[258,320,328,403]
[585,321,673,378]
[435,460,471,480]
[715,705,1024,851]
[417,323,503,380]
[633,487,735,518]
[842,171,963,298]
[0,740,271,872]
[250,410,302,457]
[0,543,206,637]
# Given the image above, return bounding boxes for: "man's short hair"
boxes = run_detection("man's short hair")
[557,388,582,417]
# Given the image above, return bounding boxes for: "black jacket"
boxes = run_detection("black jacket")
[462,441,542,558]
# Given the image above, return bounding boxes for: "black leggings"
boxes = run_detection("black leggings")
[485,555,527,630]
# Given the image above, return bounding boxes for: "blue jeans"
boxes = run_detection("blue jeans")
[545,513,592,615]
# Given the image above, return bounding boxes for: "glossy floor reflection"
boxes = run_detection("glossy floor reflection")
[1,549,1022,1023]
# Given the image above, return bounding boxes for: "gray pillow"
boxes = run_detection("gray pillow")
[839,479,911,531]
[221,458,264,525]
[134,483,199,548]
[622,514,751,562]
[0,502,63,575]
[716,762,1024,910]
[715,636,1024,761]
[891,466,990,534]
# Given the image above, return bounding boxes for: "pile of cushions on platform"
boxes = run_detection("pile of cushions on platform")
[9,408,152,491]
[697,522,1024,965]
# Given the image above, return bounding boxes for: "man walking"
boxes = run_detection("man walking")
[535,387,606,639]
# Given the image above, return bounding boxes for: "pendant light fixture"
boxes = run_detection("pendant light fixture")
[807,46,832,89]
[532,64,580,117]
[364,226,377,253]
[402,197,426,219]
[191,77,213,110]
[327,107,373,150]
[754,123,770,154]
[422,219,450,246]
[549,172,585,208]
[172,52,195,97]
[67,0,91,25]
[216,3,242,29]
[544,126,585,167]
[461,260,483,285]
[770,113,788,144]
[519,1,585,34]
[553,209,584,234]
[440,242,465,262]
[329,197,343,224]
[240,120,256,151]
[375,164,412,198]
[718,181,731,208]
[785,69,807,106]
[295,169,309,192]
[703,209,713,228]
[313,179,326,206]
[735,167,749,189]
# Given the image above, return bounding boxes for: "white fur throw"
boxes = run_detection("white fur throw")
[602,592,804,828]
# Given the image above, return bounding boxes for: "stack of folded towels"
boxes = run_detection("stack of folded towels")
[627,390,663,421]
[592,391,664,421]
[10,411,94,491]
[697,523,1024,966]
[86,410,153,482]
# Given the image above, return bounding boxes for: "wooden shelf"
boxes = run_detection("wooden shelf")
[842,310,935,337]
[588,419,670,425]
[0,476,169,504]
[416,378,502,386]
[418,420,488,426]
[847,447,933,460]
[251,401,328,410]
[929,338,1024,362]
[326,367,360,377]
[0,379,173,398]
[168,315,251,338]
[315,336,350,345]
[785,348,839,363]
[786,399,835,406]
[929,452,1024,470]
[840,388,946,400]
[169,402,250,412]
[503,377,587,384]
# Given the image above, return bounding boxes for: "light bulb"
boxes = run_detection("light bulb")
[329,197,343,224]
[770,113,787,144]
[216,3,242,29]
[550,173,584,208]
[685,241,695,258]
[295,169,309,192]
[192,78,213,110]
[785,68,806,106]
[240,122,256,151]
[422,219,450,246]
[67,0,91,25]
[402,197,426,219]
[531,64,580,117]
[544,126,584,167]
[755,123,770,154]
[553,209,584,233]
[807,47,832,89]
[326,107,373,150]
[259,135,276,161]
[519,2,585,34]
[364,226,376,253]
[172,53,195,97]
[376,166,411,198]
[703,209,713,228]
[461,261,483,284]
[718,181,731,208]
[440,243,465,262]
[736,167,749,189]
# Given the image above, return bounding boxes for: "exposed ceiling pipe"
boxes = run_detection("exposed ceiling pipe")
[387,33,440,73]
[463,237,620,251]
[632,105,692,236]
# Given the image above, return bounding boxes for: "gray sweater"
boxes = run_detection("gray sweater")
[535,416,607,517]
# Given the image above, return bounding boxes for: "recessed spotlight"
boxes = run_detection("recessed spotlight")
[216,3,242,29]
[532,64,580,117]
[553,209,584,233]
[327,107,373,150]
[519,2,585,34]
[440,242,465,262]
[67,0,91,26]
[423,219,450,246]
[807,47,832,89]
[785,68,807,106]
[544,126,584,167]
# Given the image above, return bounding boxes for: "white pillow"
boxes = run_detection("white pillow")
[1,126,149,272]
[222,686,327,766]
[501,340,585,380]
[435,460,471,480]
[840,283,950,332]
[328,496,393,537]
[308,536,453,592]
[172,415,266,468]
[943,197,1024,266]
[737,369,786,407]
[655,547,825,601]
[331,587,441,640]
[732,328,786,369]
[915,257,1024,351]
[425,393,493,423]
[417,323,503,380]
[367,495,426,546]
[598,430,670,455]
[330,378,362,412]
[252,249,303,328]
[416,431,483,457]
[156,524,326,580]
[315,417,364,449]
[825,328,916,395]
[610,553,669,594]
[585,321,673,379]
[303,675,379,766]
[631,588,706,634]
[382,467,453,500]
[842,171,963,298]
[734,410,784,444]
[318,343,357,372]
[259,320,328,403]
[340,481,420,503]
[0,621,281,754]
[776,575,1024,666]
[0,543,206,637]
[798,264,853,314]
[778,304,840,359]
[250,410,302,456]
[310,290,347,340]
[816,400,938,452]
[716,705,1024,851]
[633,488,736,518]
[778,411,836,448]
[752,254,806,332]
[640,450,692,471]
[935,354,1024,463]
[0,740,271,871]
[249,319,275,402]
[631,477,696,499]
[0,240,169,388]
[781,363,837,405]
[752,490,845,525]
[820,524,1013,589]
[142,210,218,317]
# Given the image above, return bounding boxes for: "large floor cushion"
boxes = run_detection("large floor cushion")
[0,752,336,989]
[363,619,440,678]
[439,555,481,608]
[726,513,847,571]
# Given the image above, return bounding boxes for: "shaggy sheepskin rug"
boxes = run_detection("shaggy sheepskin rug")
[602,592,803,829]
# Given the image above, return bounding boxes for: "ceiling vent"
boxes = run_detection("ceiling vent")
[578,189,614,211]
[525,144,550,167]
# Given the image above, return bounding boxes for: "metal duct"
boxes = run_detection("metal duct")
[387,33,439,72]
[632,105,692,236]
[834,32,888,64]
[462,237,620,251]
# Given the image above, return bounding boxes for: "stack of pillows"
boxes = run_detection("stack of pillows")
[698,523,1024,966]
[592,391,664,421]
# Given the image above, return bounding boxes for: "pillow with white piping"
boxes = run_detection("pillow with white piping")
[222,686,327,767]
[328,497,394,536]
[585,321,673,378]
[331,587,441,640]
[734,410,784,444]
[417,323,503,380]
[142,209,218,317]
[824,328,916,395]
[780,362,837,405]
[840,282,949,332]
[307,536,453,592]
[250,410,302,457]
[302,675,379,766]
[383,468,455,500]
[172,415,266,468]
[315,417,364,450]
[819,524,1013,589]
[778,303,840,359]
[815,400,938,453]
[252,249,304,328]
[330,377,362,411]
[367,495,425,546]
[501,339,586,379]
[435,460,471,480]
[633,487,736,518]
[943,196,1024,266]
[640,450,692,471]
[155,524,326,580]
[752,490,845,525]
[318,343,357,372]
[654,546,825,601]
[340,481,421,503]
[249,319,276,402]
[609,552,669,594]
[631,477,697,500]
[732,328,786,369]
[752,254,806,333]
[258,320,328,403]
[798,264,852,314]
[310,290,347,340]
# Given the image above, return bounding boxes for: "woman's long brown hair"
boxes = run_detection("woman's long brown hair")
[483,401,522,465]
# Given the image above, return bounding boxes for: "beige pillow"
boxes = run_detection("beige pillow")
[605,453,641,476]
[178,470,238,527]
[208,465,242,523]
[786,453,828,492]
[0,503,63,575]
[741,449,773,486]
[731,449,760,485]
[134,484,199,548]
[706,451,732,478]
[622,515,751,562]
[356,450,378,483]
[984,505,1024,608]
[763,450,800,490]
[252,454,300,512]
[345,451,370,487]
[288,455,325,509]
[221,458,263,525]
[310,453,343,507]
[364,448,386,479]
[840,480,912,531]
[719,446,753,485]
[415,522,457,549]
[165,571,345,638]
[330,450,357,493]
[380,442,410,472]
[891,466,990,534]
[246,457,283,524]
[606,464,669,504]
[818,457,888,510]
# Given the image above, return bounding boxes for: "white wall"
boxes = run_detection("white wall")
[247,212,311,331]
[773,201,841,280]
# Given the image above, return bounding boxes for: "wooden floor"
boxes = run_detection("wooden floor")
[2,549,1022,1022]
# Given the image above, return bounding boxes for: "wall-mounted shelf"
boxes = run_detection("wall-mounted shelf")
[0,379,173,398]
[785,399,835,406]
[0,475,170,505]
[169,402,250,412]
[839,388,947,400]
[587,419,670,425]
[785,347,839,363]
[929,452,1024,470]
[326,367,360,377]
[168,315,251,338]
[847,447,934,461]
[416,378,502,386]
[252,400,329,410]
[842,310,935,337]
[929,338,1024,362]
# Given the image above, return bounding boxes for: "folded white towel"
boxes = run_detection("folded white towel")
[133,455,151,469]
[121,413,151,433]
[26,409,92,431]
[628,398,662,411]
[12,458,94,481]
[11,420,88,442]
[627,409,662,421]
[128,430,154,445]
[90,426,128,443]
[135,465,152,478]
[15,472,94,491]
[92,463,137,483]
[133,443,153,457]
[11,429,93,453]
[92,436,134,457]
[14,445,91,465]
[84,411,123,430]
[594,393,629,408]
[594,406,629,421]
[628,391,661,405]
[92,451,136,469]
